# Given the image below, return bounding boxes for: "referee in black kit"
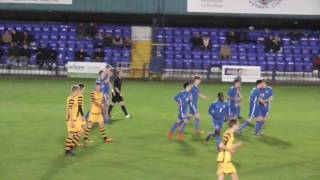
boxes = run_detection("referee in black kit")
[108,69,131,119]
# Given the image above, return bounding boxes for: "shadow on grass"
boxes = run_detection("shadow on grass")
[174,140,196,156]
[40,142,103,180]
[259,135,292,148]
[109,117,125,125]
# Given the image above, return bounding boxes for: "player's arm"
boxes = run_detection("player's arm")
[199,93,209,100]
[78,97,84,116]
[67,99,75,127]
[174,93,181,104]
[91,93,102,107]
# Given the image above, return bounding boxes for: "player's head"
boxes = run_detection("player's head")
[193,75,201,85]
[183,82,192,92]
[261,79,267,88]
[105,64,112,74]
[71,85,80,96]
[234,79,241,88]
[95,81,101,92]
[228,118,239,131]
[218,92,224,101]
[78,83,85,93]
[256,79,263,89]
[117,69,124,78]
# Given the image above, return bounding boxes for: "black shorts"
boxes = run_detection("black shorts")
[112,93,124,103]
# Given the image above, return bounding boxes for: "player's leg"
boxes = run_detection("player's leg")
[218,174,225,180]
[177,117,190,141]
[231,172,239,180]
[119,100,130,118]
[194,112,203,134]
[83,120,93,143]
[239,103,255,132]
[65,132,76,156]
[98,120,113,143]
[103,94,111,124]
[108,94,116,117]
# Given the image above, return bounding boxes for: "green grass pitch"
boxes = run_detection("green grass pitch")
[0,78,320,180]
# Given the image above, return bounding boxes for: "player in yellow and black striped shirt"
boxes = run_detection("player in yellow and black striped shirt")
[217,119,242,180]
[83,81,113,144]
[64,85,81,156]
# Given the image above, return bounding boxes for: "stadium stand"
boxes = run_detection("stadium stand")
[0,22,132,67]
[155,27,319,73]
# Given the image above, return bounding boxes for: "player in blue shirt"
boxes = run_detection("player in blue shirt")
[189,75,209,134]
[168,82,193,141]
[227,79,242,119]
[97,65,113,124]
[257,80,273,135]
[206,92,229,148]
[239,80,266,134]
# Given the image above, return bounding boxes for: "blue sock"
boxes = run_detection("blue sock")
[179,122,187,133]
[215,135,221,147]
[103,114,110,124]
[255,121,262,134]
[170,122,179,133]
[239,120,250,132]
[195,118,200,131]
[259,121,265,133]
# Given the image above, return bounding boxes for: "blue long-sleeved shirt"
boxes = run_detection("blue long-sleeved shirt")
[208,100,228,120]
[174,91,191,114]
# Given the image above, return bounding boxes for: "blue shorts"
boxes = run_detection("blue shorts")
[248,103,262,119]
[212,118,224,131]
[228,103,240,118]
[178,110,188,121]
[189,104,199,115]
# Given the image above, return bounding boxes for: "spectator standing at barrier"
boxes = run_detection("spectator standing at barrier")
[104,33,113,47]
[202,35,212,51]
[2,31,12,45]
[191,32,202,50]
[7,43,19,68]
[248,26,259,43]
[75,48,88,61]
[48,47,57,71]
[314,55,320,78]
[18,44,31,67]
[113,35,123,48]
[264,35,273,52]
[36,45,50,70]
[220,43,231,60]
[93,48,105,62]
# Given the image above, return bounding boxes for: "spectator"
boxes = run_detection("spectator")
[77,23,86,40]
[238,30,248,43]
[247,26,259,43]
[48,47,57,71]
[113,35,123,48]
[23,31,34,45]
[93,48,105,62]
[2,31,12,44]
[264,35,274,52]
[220,43,231,60]
[104,33,113,47]
[123,36,132,49]
[202,35,212,51]
[271,36,282,53]
[86,23,96,39]
[7,43,19,68]
[11,30,20,44]
[18,44,31,67]
[36,45,50,70]
[75,48,87,61]
[314,55,320,77]
[190,32,202,50]
[226,30,238,44]
[288,31,302,44]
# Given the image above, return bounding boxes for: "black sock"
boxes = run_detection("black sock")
[121,105,128,116]
[108,105,114,116]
